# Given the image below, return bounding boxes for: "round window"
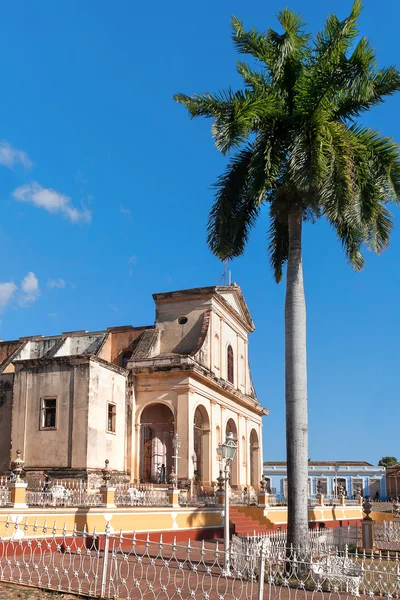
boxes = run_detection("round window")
[178,316,188,325]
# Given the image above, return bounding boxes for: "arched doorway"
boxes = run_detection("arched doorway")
[226,419,238,487]
[140,404,174,483]
[193,405,210,486]
[250,429,259,489]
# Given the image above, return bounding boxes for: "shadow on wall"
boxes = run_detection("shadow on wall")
[170,313,207,355]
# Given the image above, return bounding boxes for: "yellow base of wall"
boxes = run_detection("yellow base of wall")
[233,505,363,528]
[0,506,224,539]
[0,503,364,539]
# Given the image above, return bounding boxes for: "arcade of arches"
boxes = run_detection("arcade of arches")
[137,401,262,490]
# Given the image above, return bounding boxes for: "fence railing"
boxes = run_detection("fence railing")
[235,525,362,553]
[114,488,169,506]
[264,495,362,507]
[0,477,366,510]
[1,519,400,600]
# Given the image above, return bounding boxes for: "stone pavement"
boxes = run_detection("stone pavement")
[0,582,88,599]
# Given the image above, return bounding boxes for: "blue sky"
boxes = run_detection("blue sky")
[0,0,399,465]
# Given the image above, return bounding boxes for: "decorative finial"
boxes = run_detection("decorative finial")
[217,470,224,491]
[102,459,112,486]
[169,466,177,487]
[259,476,267,491]
[11,449,25,482]
[363,497,372,519]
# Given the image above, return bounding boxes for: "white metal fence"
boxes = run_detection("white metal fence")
[0,479,9,507]
[1,519,400,599]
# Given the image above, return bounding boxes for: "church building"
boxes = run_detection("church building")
[0,284,267,490]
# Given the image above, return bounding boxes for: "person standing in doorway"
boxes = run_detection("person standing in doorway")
[160,464,166,484]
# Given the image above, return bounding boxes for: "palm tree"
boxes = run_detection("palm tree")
[174,0,400,548]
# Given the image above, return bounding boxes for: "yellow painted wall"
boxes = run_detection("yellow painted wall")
[370,511,395,523]
[0,503,363,540]
[0,507,224,538]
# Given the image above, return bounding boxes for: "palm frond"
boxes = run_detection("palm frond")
[330,219,365,271]
[296,0,364,116]
[207,134,284,259]
[363,202,393,254]
[267,200,289,282]
[174,88,282,154]
[207,147,258,260]
[236,61,270,91]
[231,16,271,65]
[266,9,310,109]
[334,65,400,120]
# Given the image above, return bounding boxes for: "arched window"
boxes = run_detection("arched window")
[227,345,234,384]
[193,405,210,483]
[214,334,220,369]
[120,350,133,369]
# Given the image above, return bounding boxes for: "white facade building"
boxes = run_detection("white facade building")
[263,461,386,500]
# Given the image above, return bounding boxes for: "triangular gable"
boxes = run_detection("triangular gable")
[216,285,255,331]
[221,291,242,314]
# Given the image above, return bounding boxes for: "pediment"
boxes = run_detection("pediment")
[216,285,254,331]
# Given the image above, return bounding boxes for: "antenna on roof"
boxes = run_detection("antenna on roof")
[217,260,231,286]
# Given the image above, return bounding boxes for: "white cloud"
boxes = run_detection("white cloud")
[128,255,137,265]
[0,141,32,169]
[48,278,66,289]
[19,271,40,305]
[0,271,40,309]
[0,282,17,308]
[13,182,91,224]
[21,271,38,294]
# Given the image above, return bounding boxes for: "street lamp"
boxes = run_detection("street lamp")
[217,431,237,575]
[172,433,181,486]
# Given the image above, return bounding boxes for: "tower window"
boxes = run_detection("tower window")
[41,398,57,429]
[107,403,116,433]
[227,345,234,384]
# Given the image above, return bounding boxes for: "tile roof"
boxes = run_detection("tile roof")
[131,329,159,359]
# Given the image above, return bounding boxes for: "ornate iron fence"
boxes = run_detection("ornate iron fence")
[114,487,169,506]
[2,518,400,599]
[25,488,103,507]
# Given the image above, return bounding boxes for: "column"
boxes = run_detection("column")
[176,390,190,480]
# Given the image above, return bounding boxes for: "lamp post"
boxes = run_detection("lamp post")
[217,431,237,576]
[172,433,181,487]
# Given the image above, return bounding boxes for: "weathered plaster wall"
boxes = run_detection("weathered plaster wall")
[11,361,90,470]
[86,361,126,471]
[0,373,14,473]
[154,296,211,355]
[210,303,251,397]
[0,341,22,370]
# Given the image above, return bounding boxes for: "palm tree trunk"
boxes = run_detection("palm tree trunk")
[285,204,308,550]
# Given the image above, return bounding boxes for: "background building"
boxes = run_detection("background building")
[263,461,386,500]
[385,463,400,498]
[0,284,267,490]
